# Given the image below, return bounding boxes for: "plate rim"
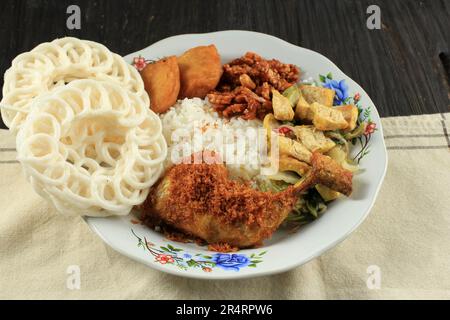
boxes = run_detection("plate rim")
[85,30,388,280]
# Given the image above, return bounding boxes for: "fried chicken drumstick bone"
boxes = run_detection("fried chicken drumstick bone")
[142,152,352,248]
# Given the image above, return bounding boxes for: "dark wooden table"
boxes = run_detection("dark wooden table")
[1,0,449,129]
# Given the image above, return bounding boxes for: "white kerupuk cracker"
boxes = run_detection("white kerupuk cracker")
[16,79,167,217]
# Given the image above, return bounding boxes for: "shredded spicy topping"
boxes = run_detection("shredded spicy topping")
[208,242,239,253]
[207,52,299,120]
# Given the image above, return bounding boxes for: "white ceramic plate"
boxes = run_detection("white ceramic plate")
[85,30,388,279]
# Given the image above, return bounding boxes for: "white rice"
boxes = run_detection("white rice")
[159,98,265,180]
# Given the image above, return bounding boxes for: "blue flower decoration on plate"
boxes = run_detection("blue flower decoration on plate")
[322,78,349,105]
[182,253,192,259]
[211,253,251,271]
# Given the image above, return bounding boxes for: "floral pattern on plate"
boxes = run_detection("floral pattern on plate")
[132,229,266,272]
[314,72,377,163]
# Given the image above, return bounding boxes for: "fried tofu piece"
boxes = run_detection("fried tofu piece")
[140,56,180,113]
[277,136,312,163]
[310,102,348,131]
[295,92,313,121]
[293,125,336,153]
[296,98,348,131]
[177,45,223,99]
[299,85,335,107]
[272,89,294,121]
[336,104,359,131]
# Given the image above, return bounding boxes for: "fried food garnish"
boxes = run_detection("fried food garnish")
[143,163,306,248]
[142,151,352,249]
[140,56,180,113]
[208,243,239,253]
[177,45,223,99]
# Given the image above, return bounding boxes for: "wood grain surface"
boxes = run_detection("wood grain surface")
[0,0,449,129]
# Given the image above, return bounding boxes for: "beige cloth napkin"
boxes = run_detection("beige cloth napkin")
[1,113,449,300]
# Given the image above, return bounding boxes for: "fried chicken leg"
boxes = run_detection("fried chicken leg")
[142,152,352,248]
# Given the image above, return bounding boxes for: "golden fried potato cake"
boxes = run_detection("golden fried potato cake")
[177,45,223,99]
[140,56,180,113]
